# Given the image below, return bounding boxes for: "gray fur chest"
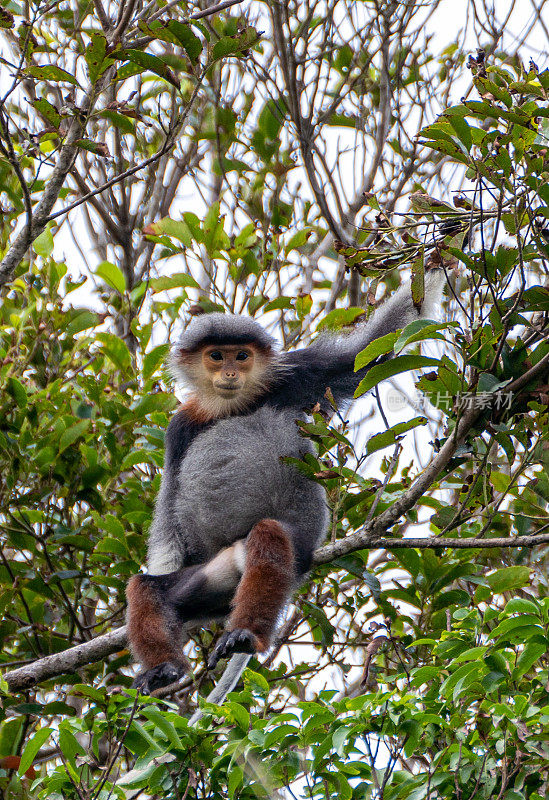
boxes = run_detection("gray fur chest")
[174,406,325,551]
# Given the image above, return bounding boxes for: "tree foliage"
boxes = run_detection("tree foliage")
[0,1,548,798]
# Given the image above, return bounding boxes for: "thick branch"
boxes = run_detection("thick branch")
[314,532,549,565]
[4,628,127,692]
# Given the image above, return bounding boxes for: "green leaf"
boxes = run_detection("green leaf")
[35,446,56,468]
[59,420,90,453]
[95,513,125,538]
[131,392,176,417]
[487,566,531,593]
[355,355,441,397]
[70,684,106,701]
[58,725,86,770]
[332,724,353,755]
[150,273,200,292]
[285,228,311,255]
[440,661,485,699]
[446,109,473,151]
[65,310,99,337]
[31,98,61,128]
[33,227,54,257]
[302,599,335,645]
[27,65,80,86]
[99,109,136,135]
[394,319,452,353]
[143,343,170,380]
[366,416,427,455]
[296,293,312,319]
[317,307,364,332]
[228,765,244,798]
[490,615,542,639]
[504,598,540,615]
[120,50,177,86]
[513,641,547,677]
[96,332,132,371]
[243,669,269,693]
[248,294,267,315]
[410,666,442,686]
[95,261,126,293]
[226,701,250,730]
[264,296,293,312]
[76,139,110,156]
[211,28,260,61]
[7,377,27,408]
[167,21,202,63]
[411,254,425,307]
[144,217,193,246]
[141,707,182,748]
[203,200,229,255]
[354,332,398,369]
[327,113,357,128]
[18,727,53,776]
[85,32,110,83]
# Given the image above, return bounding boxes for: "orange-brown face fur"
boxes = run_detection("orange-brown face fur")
[177,343,273,420]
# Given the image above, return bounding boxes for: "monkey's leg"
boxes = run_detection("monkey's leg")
[208,519,295,669]
[127,541,246,694]
[126,572,191,694]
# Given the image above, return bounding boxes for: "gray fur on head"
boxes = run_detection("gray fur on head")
[176,313,277,354]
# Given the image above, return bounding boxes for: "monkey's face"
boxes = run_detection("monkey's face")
[179,343,273,414]
[202,345,258,397]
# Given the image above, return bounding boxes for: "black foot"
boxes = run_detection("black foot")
[133,661,186,694]
[208,629,257,670]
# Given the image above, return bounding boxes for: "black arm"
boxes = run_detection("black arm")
[270,270,445,412]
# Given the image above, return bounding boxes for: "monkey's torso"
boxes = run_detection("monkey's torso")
[147,404,329,576]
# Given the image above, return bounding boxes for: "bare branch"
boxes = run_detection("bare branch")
[191,0,244,21]
[4,628,128,692]
[92,0,111,31]
[315,532,549,566]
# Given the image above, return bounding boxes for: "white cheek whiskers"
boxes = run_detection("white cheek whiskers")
[170,352,289,417]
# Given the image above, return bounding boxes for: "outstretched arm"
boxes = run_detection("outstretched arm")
[272,270,445,411]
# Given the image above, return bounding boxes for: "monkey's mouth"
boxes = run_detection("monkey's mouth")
[215,384,241,394]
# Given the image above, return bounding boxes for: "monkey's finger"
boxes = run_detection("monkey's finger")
[133,661,185,694]
[208,629,257,669]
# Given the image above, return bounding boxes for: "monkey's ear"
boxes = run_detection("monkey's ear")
[188,304,207,317]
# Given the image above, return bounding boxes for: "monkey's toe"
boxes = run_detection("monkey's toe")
[133,661,186,694]
[208,629,257,669]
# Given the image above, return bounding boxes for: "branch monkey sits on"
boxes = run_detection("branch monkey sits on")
[127,271,446,693]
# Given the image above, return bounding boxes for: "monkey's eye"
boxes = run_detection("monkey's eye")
[236,351,249,361]
[209,350,223,362]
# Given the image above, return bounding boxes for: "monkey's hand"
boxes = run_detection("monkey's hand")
[133,661,186,694]
[208,629,258,670]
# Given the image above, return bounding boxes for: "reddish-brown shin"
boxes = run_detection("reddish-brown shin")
[228,519,295,651]
[126,575,188,670]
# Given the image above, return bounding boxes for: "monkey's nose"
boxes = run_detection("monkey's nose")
[224,371,237,380]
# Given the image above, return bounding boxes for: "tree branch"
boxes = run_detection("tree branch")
[314,531,549,565]
[4,628,127,692]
